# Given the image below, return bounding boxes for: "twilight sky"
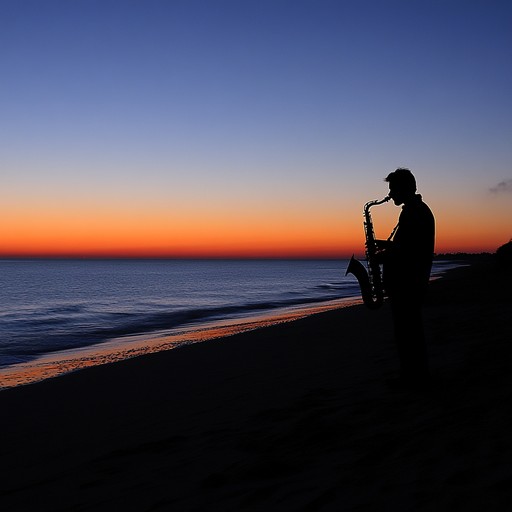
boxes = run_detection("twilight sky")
[1,0,511,257]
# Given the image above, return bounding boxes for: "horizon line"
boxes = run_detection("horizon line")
[0,251,494,261]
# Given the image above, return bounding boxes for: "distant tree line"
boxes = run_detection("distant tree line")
[434,252,493,261]
[435,239,512,269]
[496,239,512,267]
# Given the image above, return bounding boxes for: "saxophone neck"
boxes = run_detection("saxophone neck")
[364,196,390,213]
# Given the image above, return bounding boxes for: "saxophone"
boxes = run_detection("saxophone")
[345,196,390,309]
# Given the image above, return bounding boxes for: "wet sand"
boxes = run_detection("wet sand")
[1,259,511,511]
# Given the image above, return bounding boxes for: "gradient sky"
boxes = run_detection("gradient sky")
[1,0,511,257]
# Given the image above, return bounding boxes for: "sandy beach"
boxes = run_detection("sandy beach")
[1,259,511,511]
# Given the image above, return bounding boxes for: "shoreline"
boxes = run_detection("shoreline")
[1,259,511,510]
[0,297,359,390]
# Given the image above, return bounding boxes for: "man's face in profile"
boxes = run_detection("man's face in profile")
[388,183,406,206]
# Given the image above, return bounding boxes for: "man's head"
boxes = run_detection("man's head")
[385,168,417,205]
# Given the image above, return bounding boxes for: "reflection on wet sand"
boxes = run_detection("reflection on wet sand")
[0,298,356,389]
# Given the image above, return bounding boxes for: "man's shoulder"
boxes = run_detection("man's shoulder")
[400,196,434,225]
[419,200,434,220]
[413,195,434,215]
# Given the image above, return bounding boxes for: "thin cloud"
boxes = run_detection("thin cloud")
[490,179,512,194]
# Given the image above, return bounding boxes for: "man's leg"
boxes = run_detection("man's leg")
[391,298,430,386]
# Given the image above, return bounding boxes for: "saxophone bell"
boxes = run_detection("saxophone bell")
[345,255,382,310]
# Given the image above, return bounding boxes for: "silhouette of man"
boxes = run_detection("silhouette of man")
[378,168,435,389]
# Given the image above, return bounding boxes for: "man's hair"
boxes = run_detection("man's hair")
[385,168,417,193]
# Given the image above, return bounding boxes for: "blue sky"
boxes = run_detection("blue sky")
[1,0,511,255]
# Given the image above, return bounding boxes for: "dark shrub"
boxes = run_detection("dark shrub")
[496,240,512,268]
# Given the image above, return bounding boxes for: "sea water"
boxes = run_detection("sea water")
[0,258,459,387]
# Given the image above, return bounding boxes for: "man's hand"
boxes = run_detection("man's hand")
[375,239,392,251]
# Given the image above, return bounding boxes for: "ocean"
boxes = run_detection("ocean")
[0,258,459,388]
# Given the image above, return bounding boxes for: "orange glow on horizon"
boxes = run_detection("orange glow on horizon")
[0,228,506,259]
[1,198,509,258]
[1,207,363,258]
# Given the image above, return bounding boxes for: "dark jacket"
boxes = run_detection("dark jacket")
[383,194,435,300]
